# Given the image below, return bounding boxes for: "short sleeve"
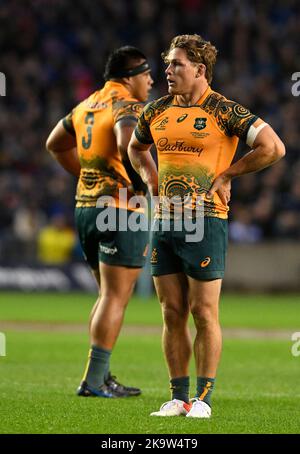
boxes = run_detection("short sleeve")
[218,101,259,141]
[112,99,144,124]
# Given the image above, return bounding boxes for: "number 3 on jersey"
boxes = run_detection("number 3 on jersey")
[82,112,94,149]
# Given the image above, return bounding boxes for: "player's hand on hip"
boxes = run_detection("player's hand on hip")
[207,174,232,205]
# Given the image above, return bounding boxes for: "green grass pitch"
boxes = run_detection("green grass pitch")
[0,292,300,434]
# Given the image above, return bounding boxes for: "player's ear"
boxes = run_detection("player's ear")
[196,63,206,78]
[122,77,131,85]
[121,76,134,92]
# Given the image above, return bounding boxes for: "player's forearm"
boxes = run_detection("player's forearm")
[122,157,148,194]
[49,148,81,177]
[129,147,158,196]
[222,141,285,180]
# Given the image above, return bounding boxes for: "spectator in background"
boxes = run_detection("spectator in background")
[274,210,300,239]
[37,213,76,264]
[13,203,46,262]
[229,205,263,243]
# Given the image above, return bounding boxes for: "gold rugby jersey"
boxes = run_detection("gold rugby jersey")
[135,86,260,219]
[63,81,144,209]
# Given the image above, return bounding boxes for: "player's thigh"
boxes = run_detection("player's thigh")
[153,272,189,318]
[188,277,223,320]
[99,261,141,301]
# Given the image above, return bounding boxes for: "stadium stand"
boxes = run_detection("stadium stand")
[0,0,299,264]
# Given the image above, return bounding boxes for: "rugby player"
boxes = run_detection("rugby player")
[46,46,153,397]
[128,34,285,416]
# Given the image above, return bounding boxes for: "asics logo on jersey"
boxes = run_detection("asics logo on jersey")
[194,118,207,130]
[177,114,188,123]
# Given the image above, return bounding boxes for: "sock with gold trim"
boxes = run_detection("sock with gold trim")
[82,345,111,389]
[170,376,190,403]
[196,377,215,407]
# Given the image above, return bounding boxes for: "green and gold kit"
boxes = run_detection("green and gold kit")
[135,86,260,219]
[63,81,144,209]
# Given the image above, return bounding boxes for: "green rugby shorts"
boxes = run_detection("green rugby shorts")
[150,217,228,280]
[75,207,149,269]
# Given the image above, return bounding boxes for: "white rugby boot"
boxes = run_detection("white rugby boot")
[150,399,192,417]
[186,399,212,418]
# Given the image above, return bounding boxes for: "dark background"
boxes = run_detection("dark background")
[0,0,299,265]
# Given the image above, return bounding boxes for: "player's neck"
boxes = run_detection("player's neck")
[176,83,209,107]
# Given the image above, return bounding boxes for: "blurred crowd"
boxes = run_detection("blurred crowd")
[0,0,299,264]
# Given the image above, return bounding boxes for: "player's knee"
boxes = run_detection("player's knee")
[102,283,134,304]
[191,304,216,328]
[161,303,188,329]
[102,292,130,310]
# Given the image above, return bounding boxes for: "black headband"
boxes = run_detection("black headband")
[111,61,150,78]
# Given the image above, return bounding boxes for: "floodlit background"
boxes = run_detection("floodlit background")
[0,0,299,434]
[0,0,299,292]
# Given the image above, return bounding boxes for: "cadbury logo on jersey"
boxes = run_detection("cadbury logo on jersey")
[157,138,203,157]
[194,117,207,130]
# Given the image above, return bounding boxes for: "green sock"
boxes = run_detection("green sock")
[196,377,215,407]
[104,364,110,382]
[170,377,190,403]
[82,345,111,389]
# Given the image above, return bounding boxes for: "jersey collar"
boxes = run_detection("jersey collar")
[104,80,131,97]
